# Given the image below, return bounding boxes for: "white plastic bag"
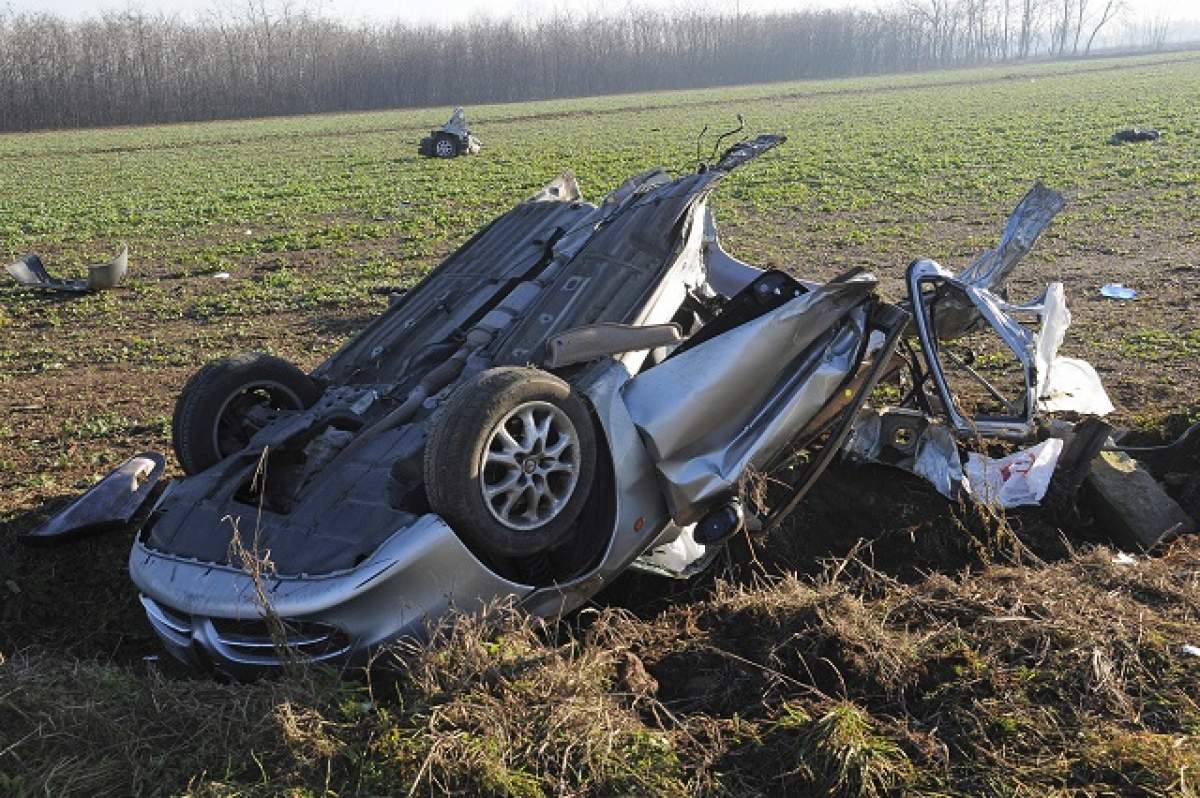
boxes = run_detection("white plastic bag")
[964,437,1063,508]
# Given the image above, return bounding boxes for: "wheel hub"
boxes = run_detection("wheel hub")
[480,401,580,531]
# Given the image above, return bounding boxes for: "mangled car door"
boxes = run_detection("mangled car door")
[622,275,878,524]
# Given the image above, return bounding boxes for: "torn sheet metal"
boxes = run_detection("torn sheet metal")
[912,258,1108,436]
[925,183,1066,342]
[844,408,965,499]
[957,182,1067,294]
[6,246,128,293]
[20,452,164,543]
[623,278,873,524]
[444,108,481,153]
[443,107,471,138]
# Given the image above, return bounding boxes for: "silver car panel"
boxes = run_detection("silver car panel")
[624,279,874,523]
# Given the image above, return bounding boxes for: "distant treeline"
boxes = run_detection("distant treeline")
[0,1,1137,132]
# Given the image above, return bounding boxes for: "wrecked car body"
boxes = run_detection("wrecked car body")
[126,135,1108,677]
[418,107,481,158]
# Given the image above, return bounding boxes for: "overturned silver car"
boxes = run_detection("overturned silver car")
[128,134,1108,677]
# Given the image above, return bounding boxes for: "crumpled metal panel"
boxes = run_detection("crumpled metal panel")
[442,107,471,137]
[957,182,1066,290]
[931,182,1065,340]
[844,409,964,499]
[623,279,874,524]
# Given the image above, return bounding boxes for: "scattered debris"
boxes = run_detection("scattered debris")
[965,438,1063,508]
[1109,127,1161,144]
[1086,448,1195,550]
[1100,282,1136,300]
[6,246,128,293]
[418,107,482,158]
[1111,552,1137,566]
[19,453,164,544]
[1182,644,1200,657]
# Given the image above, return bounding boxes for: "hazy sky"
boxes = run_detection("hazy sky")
[5,0,1190,27]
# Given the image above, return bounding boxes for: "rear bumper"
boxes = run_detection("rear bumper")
[130,513,533,678]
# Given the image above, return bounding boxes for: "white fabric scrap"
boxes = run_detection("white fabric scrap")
[1032,283,1115,416]
[1039,356,1116,416]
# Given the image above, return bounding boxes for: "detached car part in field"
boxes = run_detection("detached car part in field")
[124,136,1107,677]
[1109,127,1160,144]
[6,246,128,293]
[418,107,481,158]
[20,453,164,543]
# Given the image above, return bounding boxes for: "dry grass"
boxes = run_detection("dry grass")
[4,536,1197,796]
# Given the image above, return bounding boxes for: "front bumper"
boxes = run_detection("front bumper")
[130,513,533,678]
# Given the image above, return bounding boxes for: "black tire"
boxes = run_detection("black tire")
[433,133,460,158]
[424,367,597,559]
[172,352,321,475]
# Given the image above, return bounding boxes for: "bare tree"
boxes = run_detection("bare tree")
[0,1,1172,133]
[1018,0,1043,58]
[1084,0,1125,53]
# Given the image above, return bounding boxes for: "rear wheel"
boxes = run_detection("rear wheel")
[433,134,459,158]
[172,352,320,475]
[424,367,597,559]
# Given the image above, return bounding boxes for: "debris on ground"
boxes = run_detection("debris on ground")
[18,453,164,544]
[418,107,482,158]
[1085,447,1195,549]
[965,437,1063,508]
[5,246,128,293]
[1109,127,1161,144]
[1100,282,1137,300]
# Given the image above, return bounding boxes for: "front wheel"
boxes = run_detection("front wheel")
[171,352,320,475]
[423,367,597,559]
